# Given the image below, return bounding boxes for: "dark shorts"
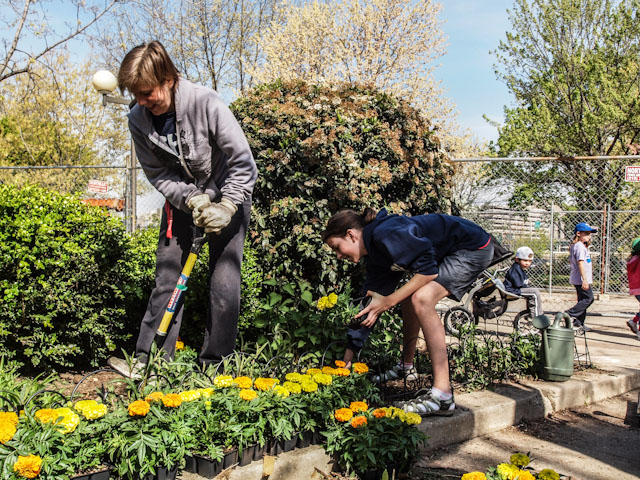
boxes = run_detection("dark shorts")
[434,244,494,301]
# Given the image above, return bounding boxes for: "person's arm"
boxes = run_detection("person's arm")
[578,260,589,290]
[355,273,438,326]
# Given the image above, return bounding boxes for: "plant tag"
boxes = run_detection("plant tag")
[262,455,276,477]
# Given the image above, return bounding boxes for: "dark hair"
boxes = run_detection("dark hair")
[117,41,180,95]
[322,208,377,242]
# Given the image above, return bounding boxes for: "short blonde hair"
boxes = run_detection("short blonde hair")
[117,41,179,94]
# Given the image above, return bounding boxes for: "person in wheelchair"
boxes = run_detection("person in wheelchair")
[503,246,543,317]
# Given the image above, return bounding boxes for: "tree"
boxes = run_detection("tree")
[490,0,640,209]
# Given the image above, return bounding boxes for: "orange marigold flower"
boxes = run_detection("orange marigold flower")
[334,367,350,376]
[239,389,258,401]
[372,408,386,418]
[254,378,279,391]
[305,368,322,375]
[334,360,346,368]
[13,454,42,479]
[144,391,164,403]
[0,422,16,444]
[321,366,336,375]
[128,400,150,417]
[162,393,182,408]
[350,415,368,428]
[350,401,368,412]
[334,408,354,422]
[353,362,369,374]
[233,376,253,389]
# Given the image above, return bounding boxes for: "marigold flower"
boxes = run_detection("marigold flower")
[34,408,58,424]
[461,473,487,480]
[285,372,302,382]
[254,378,279,391]
[321,366,336,375]
[404,412,422,425]
[349,401,368,412]
[327,293,338,307]
[80,403,107,420]
[537,469,560,480]
[317,296,328,310]
[372,408,387,418]
[179,390,201,402]
[0,411,18,427]
[35,408,79,434]
[298,374,312,383]
[353,362,369,374]
[128,400,150,417]
[334,367,350,377]
[13,454,42,478]
[239,389,258,401]
[273,386,290,398]
[334,360,346,368]
[144,392,164,403]
[515,471,534,480]
[301,381,318,392]
[175,340,185,351]
[0,422,16,444]
[283,381,302,394]
[383,407,406,422]
[233,376,253,389]
[312,373,332,385]
[350,415,368,428]
[334,408,354,422]
[496,463,520,480]
[213,375,234,388]
[510,453,530,467]
[162,393,182,408]
[305,368,322,375]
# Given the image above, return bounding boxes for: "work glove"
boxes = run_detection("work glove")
[196,198,238,234]
[186,193,212,224]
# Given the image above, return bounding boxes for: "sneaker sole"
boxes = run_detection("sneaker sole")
[627,323,638,334]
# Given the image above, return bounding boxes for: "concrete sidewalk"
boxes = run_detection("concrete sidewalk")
[181,298,640,479]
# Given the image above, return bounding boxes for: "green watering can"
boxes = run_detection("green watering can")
[532,312,575,382]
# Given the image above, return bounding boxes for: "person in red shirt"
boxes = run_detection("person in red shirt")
[625,238,640,340]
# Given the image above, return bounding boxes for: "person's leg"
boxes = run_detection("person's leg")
[567,285,590,324]
[520,288,543,316]
[199,198,251,365]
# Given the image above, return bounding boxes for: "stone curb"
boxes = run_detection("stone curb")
[180,368,640,479]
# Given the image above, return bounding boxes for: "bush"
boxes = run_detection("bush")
[0,185,154,372]
[231,80,453,290]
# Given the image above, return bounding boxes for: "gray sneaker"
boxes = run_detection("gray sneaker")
[395,388,455,417]
[107,356,146,379]
[371,364,418,383]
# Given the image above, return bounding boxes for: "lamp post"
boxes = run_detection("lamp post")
[92,70,137,232]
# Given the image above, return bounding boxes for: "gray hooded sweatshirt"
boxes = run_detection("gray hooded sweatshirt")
[128,78,257,213]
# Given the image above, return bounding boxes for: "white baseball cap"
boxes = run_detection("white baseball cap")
[515,246,534,260]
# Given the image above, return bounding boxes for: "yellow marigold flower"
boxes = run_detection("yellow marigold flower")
[383,407,406,422]
[353,362,369,374]
[461,473,487,480]
[404,412,422,425]
[510,453,530,467]
[301,381,318,392]
[0,411,19,427]
[372,408,387,418]
[273,386,290,397]
[35,408,79,434]
[334,367,350,376]
[317,296,328,310]
[349,401,368,412]
[321,366,336,375]
[233,376,253,389]
[515,471,534,480]
[537,469,560,480]
[327,292,338,307]
[239,389,258,401]
[334,408,354,422]
[213,375,234,388]
[350,415,367,428]
[162,393,182,408]
[13,454,42,479]
[128,400,150,417]
[198,387,215,398]
[175,340,185,351]
[78,402,107,420]
[179,390,201,402]
[285,372,302,382]
[0,422,16,444]
[254,378,279,391]
[34,408,58,424]
[305,368,322,375]
[298,374,312,383]
[312,373,332,385]
[283,381,302,394]
[496,463,520,480]
[335,360,346,368]
[145,391,164,403]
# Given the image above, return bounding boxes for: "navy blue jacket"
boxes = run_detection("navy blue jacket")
[503,262,529,295]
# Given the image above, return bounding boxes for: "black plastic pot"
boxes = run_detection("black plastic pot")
[195,456,222,478]
[71,468,110,480]
[266,438,282,456]
[282,434,298,452]
[222,448,238,469]
[183,456,197,474]
[297,431,313,448]
[356,469,383,480]
[253,443,267,462]
[311,430,322,445]
[239,444,256,466]
[156,466,177,480]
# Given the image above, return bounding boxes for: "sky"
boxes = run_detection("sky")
[435,0,514,145]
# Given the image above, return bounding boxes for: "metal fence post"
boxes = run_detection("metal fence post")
[548,203,554,294]
[605,205,612,293]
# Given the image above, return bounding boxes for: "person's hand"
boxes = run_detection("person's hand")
[582,281,589,290]
[195,198,238,233]
[354,291,393,327]
[186,193,211,223]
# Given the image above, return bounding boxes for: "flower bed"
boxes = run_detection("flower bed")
[0,358,426,480]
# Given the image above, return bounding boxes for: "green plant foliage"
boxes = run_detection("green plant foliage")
[0,184,155,372]
[231,80,453,290]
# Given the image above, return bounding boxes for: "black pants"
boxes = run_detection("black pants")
[567,285,594,325]
[135,197,251,365]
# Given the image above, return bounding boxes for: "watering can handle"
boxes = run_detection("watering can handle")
[552,312,572,329]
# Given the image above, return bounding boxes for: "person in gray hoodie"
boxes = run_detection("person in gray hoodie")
[107,41,257,377]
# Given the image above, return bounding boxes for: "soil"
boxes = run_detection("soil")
[50,370,128,400]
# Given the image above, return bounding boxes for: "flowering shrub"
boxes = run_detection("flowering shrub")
[462,453,564,480]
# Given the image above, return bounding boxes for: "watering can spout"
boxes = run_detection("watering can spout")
[532,314,550,330]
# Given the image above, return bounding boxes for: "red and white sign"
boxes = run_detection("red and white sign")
[625,166,640,182]
[87,179,109,193]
